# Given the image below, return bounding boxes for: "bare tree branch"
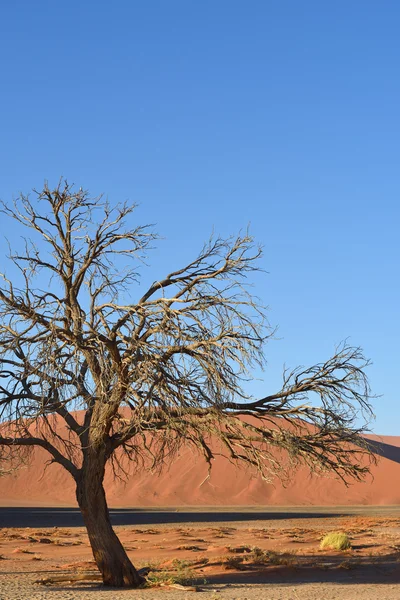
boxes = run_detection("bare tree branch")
[0,180,375,587]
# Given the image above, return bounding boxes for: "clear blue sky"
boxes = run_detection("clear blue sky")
[0,1,398,434]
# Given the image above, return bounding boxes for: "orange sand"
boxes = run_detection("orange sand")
[1,431,399,507]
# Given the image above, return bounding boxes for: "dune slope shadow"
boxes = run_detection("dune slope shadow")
[366,439,400,464]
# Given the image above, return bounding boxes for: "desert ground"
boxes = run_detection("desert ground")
[1,433,400,597]
[1,507,400,600]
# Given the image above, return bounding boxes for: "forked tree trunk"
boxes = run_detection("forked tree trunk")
[75,456,144,587]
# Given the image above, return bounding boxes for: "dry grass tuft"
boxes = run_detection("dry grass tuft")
[226,545,252,554]
[223,555,246,570]
[145,566,199,587]
[320,532,351,551]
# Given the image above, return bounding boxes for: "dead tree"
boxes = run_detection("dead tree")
[0,181,374,587]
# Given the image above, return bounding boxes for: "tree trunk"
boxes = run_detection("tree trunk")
[76,455,144,588]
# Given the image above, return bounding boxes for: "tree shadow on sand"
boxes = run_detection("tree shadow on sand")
[7,552,399,592]
[204,552,400,587]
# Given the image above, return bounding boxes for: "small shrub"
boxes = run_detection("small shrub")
[146,567,197,587]
[145,559,202,588]
[141,559,161,571]
[248,546,269,563]
[171,558,191,569]
[145,570,177,586]
[247,547,297,566]
[223,555,245,570]
[264,550,297,566]
[320,532,351,551]
[227,545,252,554]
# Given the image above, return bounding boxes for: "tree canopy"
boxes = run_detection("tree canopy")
[0,181,374,586]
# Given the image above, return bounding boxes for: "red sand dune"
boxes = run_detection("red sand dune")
[1,429,400,507]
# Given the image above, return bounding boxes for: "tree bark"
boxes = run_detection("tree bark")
[76,455,144,588]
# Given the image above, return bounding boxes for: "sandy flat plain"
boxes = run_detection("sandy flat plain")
[1,508,400,600]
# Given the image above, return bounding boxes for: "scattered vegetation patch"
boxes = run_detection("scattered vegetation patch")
[223,555,246,570]
[60,560,97,571]
[160,557,209,572]
[53,539,82,546]
[221,546,298,569]
[320,532,351,551]
[249,546,270,564]
[265,550,296,566]
[134,528,160,535]
[171,559,191,570]
[212,527,236,537]
[2,532,26,540]
[245,547,298,566]
[23,533,82,546]
[141,529,160,535]
[338,559,359,570]
[145,565,200,588]
[227,545,252,554]
[12,547,34,554]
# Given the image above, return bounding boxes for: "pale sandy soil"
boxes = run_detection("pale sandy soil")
[1,513,400,599]
[0,578,400,600]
